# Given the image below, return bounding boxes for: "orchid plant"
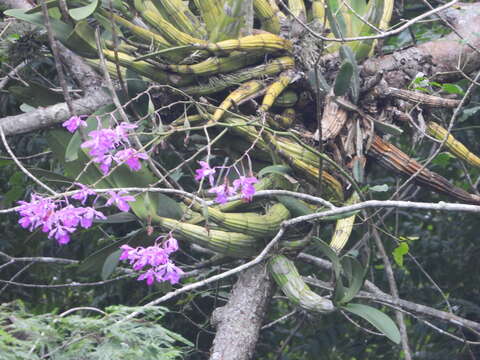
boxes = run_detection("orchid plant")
[16,115,259,286]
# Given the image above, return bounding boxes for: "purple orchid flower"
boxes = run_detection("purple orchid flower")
[119,235,183,286]
[195,161,216,186]
[233,176,258,202]
[208,183,237,204]
[62,115,87,133]
[115,148,149,171]
[71,183,96,204]
[106,190,136,212]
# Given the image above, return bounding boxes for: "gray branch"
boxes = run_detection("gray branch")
[210,262,274,360]
[362,2,480,88]
[0,90,110,136]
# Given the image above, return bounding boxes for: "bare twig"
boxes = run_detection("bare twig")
[372,228,412,360]
[40,0,75,115]
[0,125,57,195]
[0,251,78,266]
[0,61,29,90]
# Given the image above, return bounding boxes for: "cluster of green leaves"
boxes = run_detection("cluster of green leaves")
[0,302,192,359]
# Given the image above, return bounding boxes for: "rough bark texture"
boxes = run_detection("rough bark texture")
[57,43,103,91]
[1,0,105,136]
[0,90,110,135]
[210,262,274,360]
[362,2,480,88]
[0,0,30,8]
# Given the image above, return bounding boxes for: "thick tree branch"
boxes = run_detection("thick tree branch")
[0,0,29,8]
[0,90,110,136]
[57,43,102,91]
[210,263,274,360]
[362,2,480,88]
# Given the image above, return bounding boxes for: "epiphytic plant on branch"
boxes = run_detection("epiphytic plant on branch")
[4,0,480,353]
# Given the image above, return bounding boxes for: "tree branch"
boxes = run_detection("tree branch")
[298,253,480,333]
[0,90,110,136]
[210,262,274,360]
[362,2,480,88]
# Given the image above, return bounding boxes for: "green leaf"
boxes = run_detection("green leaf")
[373,120,404,136]
[155,193,183,220]
[101,249,122,280]
[459,106,480,122]
[339,45,360,103]
[3,9,73,43]
[333,61,354,97]
[48,129,113,189]
[369,184,389,192]
[124,68,150,117]
[96,212,138,223]
[393,242,409,268]
[306,69,331,95]
[28,168,73,185]
[4,186,24,206]
[69,0,99,21]
[325,0,347,38]
[441,83,465,96]
[315,237,345,301]
[78,239,125,275]
[65,104,114,162]
[276,196,314,217]
[25,0,59,14]
[431,152,456,168]
[9,82,64,107]
[258,165,291,178]
[342,303,401,344]
[350,0,385,61]
[339,256,365,304]
[64,20,98,58]
[64,131,83,162]
[77,229,153,275]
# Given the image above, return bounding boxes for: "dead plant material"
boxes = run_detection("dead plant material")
[368,135,480,204]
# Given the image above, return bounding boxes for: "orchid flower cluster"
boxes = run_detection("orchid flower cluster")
[195,161,259,204]
[16,187,183,286]
[15,117,184,286]
[17,192,106,245]
[119,235,184,285]
[62,115,148,175]
[16,184,138,245]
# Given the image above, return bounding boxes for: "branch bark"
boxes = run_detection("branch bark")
[0,0,30,8]
[1,0,105,136]
[362,2,480,88]
[0,90,110,136]
[210,262,274,360]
